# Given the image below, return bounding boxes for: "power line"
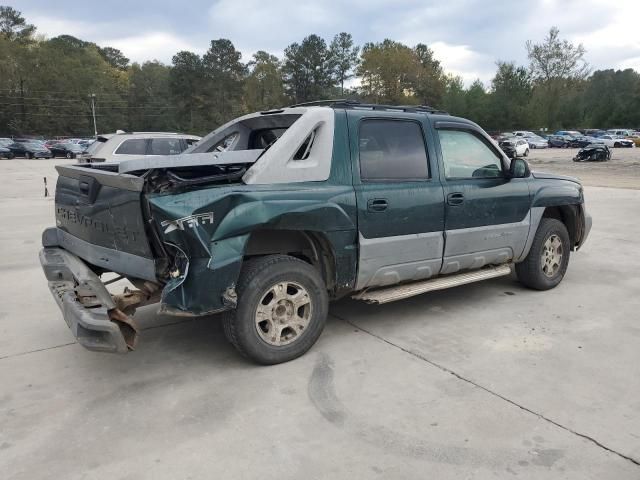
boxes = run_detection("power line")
[0,88,129,96]
[0,102,177,109]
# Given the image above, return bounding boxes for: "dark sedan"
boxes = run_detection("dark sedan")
[49,142,84,158]
[547,135,571,148]
[7,142,52,159]
[568,136,593,148]
[0,146,14,159]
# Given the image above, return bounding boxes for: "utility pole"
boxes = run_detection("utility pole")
[89,93,97,137]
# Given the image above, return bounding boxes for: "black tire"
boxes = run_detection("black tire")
[222,254,328,365]
[65,151,72,158]
[614,142,620,148]
[524,148,529,157]
[516,218,570,290]
[25,152,32,159]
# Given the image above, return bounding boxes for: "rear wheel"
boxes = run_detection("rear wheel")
[222,255,328,364]
[25,152,32,159]
[516,218,570,290]
[614,142,621,148]
[524,148,529,157]
[65,151,73,159]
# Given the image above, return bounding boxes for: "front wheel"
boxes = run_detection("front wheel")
[223,255,328,364]
[516,218,570,290]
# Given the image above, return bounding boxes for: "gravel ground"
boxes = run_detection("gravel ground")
[527,146,640,190]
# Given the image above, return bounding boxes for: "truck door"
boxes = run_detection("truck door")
[433,122,531,274]
[349,112,445,290]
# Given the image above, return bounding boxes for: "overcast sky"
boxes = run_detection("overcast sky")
[17,0,640,85]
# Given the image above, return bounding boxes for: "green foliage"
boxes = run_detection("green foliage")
[170,50,206,133]
[329,32,359,96]
[0,6,34,42]
[413,43,446,106]
[0,7,639,137]
[244,51,286,112]
[489,62,532,130]
[202,39,247,125]
[283,34,333,103]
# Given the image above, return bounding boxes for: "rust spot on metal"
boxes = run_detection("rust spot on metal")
[108,308,139,350]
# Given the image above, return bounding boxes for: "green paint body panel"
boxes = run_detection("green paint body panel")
[90,110,588,316]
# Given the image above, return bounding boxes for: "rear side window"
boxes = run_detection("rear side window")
[149,138,183,155]
[358,120,429,181]
[114,139,147,155]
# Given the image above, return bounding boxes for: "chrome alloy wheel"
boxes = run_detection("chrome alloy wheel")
[542,234,563,277]
[254,281,312,346]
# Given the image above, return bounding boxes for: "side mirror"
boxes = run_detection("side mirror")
[508,158,530,179]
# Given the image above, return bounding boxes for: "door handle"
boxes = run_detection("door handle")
[367,198,388,212]
[447,192,465,206]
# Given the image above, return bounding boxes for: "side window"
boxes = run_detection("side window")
[114,139,147,155]
[438,129,503,179]
[149,138,183,155]
[359,119,429,181]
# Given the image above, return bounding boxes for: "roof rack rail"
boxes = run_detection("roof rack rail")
[289,99,359,108]
[288,99,448,115]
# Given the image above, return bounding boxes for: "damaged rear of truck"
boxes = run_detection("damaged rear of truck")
[40,106,359,362]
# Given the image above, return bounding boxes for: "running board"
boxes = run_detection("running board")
[352,264,512,304]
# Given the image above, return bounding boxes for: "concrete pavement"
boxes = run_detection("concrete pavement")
[1,159,638,479]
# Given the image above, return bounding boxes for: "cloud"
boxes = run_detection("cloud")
[106,33,203,64]
[430,42,494,85]
[19,0,640,82]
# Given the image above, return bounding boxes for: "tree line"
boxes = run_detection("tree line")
[1,6,639,137]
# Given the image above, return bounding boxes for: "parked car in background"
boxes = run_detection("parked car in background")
[45,139,61,148]
[513,131,537,138]
[77,139,94,151]
[568,136,593,148]
[607,129,634,137]
[7,142,52,158]
[80,132,201,163]
[49,142,85,158]
[555,130,582,138]
[523,135,548,149]
[0,145,14,159]
[547,135,571,148]
[0,137,13,146]
[583,129,606,137]
[626,133,640,147]
[499,138,529,157]
[595,135,634,148]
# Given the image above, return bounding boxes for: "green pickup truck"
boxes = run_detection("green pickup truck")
[40,101,591,364]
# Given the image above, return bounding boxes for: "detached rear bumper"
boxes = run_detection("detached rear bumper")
[39,247,138,353]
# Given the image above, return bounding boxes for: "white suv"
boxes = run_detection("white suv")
[79,132,201,163]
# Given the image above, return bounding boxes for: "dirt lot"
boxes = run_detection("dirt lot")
[1,159,639,479]
[527,146,640,189]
